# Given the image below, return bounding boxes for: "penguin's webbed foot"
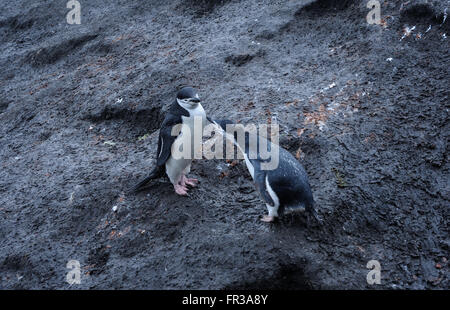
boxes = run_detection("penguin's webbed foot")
[174,184,188,196]
[181,175,198,187]
[185,178,198,187]
[261,215,276,223]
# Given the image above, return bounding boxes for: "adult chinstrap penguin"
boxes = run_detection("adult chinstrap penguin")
[134,87,207,196]
[210,119,321,224]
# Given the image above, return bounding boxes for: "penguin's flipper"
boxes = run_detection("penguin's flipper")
[155,126,176,167]
[155,115,183,167]
[133,113,183,193]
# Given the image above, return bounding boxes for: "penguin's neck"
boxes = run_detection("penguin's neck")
[187,103,205,118]
[177,99,205,118]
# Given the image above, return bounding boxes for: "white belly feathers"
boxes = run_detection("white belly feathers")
[165,104,206,184]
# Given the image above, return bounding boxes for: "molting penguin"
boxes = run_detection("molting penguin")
[210,119,321,224]
[134,87,208,195]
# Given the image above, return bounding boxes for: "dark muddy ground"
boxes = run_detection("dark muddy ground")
[0,0,448,289]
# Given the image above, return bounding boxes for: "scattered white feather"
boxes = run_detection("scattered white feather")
[401,25,416,41]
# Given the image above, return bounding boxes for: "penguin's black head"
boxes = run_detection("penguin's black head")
[176,86,201,109]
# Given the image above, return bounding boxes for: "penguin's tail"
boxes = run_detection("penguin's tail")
[306,201,323,227]
[132,168,159,193]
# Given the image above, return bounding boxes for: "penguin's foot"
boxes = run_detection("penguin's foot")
[180,175,198,187]
[174,184,188,196]
[261,215,276,223]
[184,176,198,187]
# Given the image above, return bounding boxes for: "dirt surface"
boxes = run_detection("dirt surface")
[0,0,448,289]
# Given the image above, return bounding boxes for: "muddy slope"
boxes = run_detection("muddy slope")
[0,0,448,289]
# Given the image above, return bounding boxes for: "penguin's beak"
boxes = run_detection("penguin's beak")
[190,97,200,103]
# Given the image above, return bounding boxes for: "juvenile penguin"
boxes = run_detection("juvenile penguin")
[134,87,207,195]
[211,119,320,224]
